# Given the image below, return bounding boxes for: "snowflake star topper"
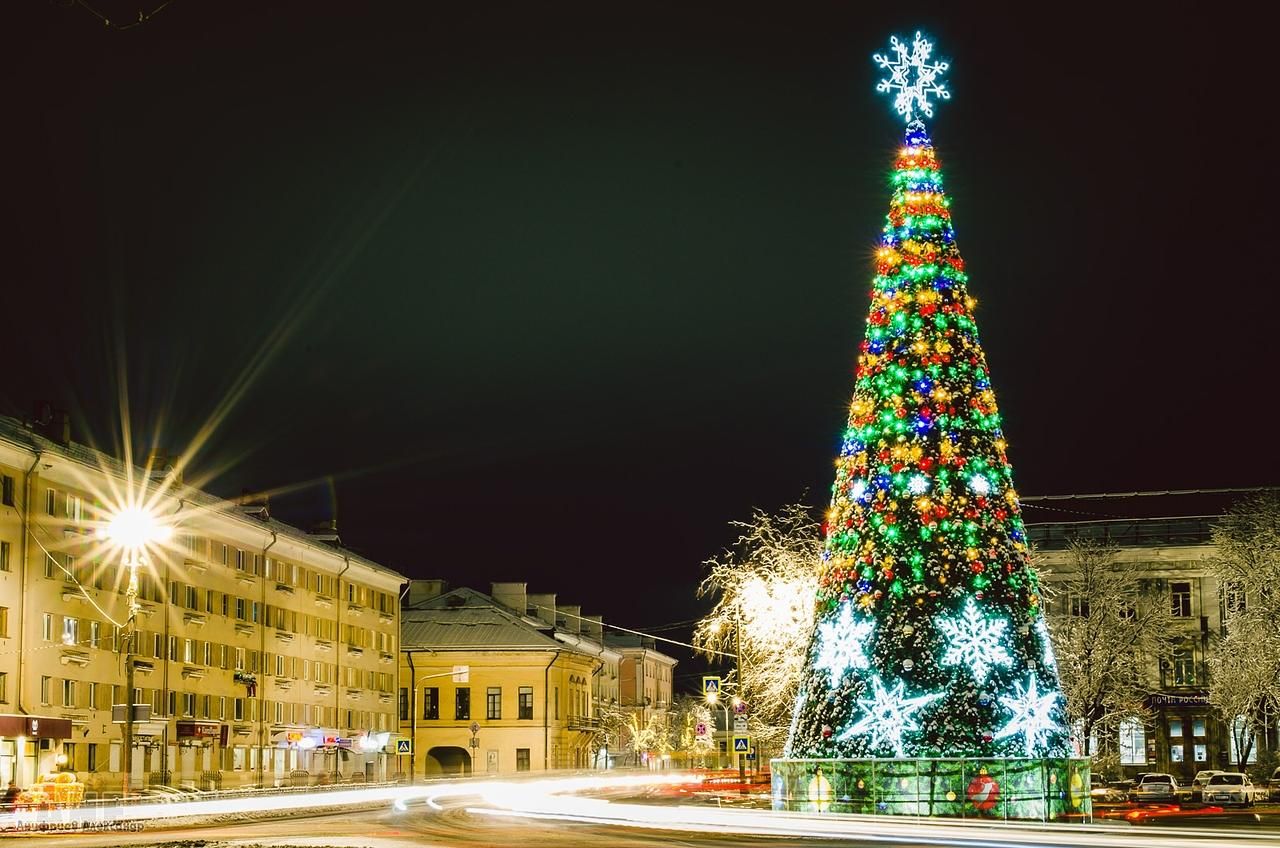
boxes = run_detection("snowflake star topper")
[873,31,951,123]
[815,601,875,687]
[936,597,1013,685]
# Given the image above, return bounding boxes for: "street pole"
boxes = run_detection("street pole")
[735,606,745,785]
[122,553,140,798]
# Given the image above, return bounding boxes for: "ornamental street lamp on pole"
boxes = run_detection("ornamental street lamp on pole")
[103,506,171,798]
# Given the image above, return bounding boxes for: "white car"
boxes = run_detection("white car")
[1131,773,1179,803]
[1202,772,1262,807]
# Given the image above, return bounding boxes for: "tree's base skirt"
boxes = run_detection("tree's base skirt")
[771,757,1091,821]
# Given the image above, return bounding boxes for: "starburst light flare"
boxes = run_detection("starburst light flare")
[873,31,950,123]
[936,597,1012,684]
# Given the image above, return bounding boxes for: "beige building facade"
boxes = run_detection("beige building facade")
[398,581,620,777]
[0,415,404,793]
[1030,497,1277,783]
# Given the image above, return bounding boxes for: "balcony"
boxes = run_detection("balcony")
[345,645,363,658]
[566,716,600,731]
[236,572,256,585]
[313,685,332,697]
[346,603,365,617]
[59,649,91,667]
[345,688,363,701]
[274,677,293,690]
[274,630,294,644]
[274,582,295,595]
[234,623,255,637]
[379,652,395,665]
[181,666,205,680]
[183,612,207,627]
[314,594,334,609]
[314,639,333,653]
[377,611,394,625]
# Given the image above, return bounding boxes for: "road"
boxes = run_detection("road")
[3,775,1279,848]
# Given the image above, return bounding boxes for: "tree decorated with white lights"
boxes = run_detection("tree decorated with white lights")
[786,32,1070,760]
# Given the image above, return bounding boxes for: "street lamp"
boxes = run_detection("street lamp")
[102,505,171,798]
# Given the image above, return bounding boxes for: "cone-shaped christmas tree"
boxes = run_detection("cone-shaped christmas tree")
[786,33,1070,760]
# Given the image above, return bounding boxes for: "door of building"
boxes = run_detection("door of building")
[1167,714,1209,782]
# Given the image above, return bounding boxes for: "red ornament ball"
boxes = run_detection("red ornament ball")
[822,725,833,739]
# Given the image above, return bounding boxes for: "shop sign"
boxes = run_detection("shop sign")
[176,721,221,739]
[1146,692,1210,708]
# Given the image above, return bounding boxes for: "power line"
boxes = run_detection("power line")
[1020,486,1275,502]
[529,603,735,660]
[67,0,176,30]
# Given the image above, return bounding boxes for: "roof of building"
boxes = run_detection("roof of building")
[1023,488,1276,551]
[604,632,679,664]
[401,587,564,651]
[0,413,405,581]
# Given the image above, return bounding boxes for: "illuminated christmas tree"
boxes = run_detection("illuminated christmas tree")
[786,33,1070,760]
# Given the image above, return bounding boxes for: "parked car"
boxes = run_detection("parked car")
[1268,766,1280,801]
[1130,773,1179,803]
[1202,772,1263,807]
[1089,776,1127,804]
[1188,769,1223,802]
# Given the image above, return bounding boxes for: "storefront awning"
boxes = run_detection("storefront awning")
[0,715,73,740]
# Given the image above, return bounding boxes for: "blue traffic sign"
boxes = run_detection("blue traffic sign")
[733,736,750,753]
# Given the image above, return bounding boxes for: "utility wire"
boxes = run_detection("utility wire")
[529,603,736,660]
[68,0,175,30]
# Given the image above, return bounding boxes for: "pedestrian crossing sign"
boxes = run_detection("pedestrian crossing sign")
[702,676,721,698]
[733,736,750,753]
[396,738,412,755]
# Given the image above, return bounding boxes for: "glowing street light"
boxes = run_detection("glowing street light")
[100,503,172,799]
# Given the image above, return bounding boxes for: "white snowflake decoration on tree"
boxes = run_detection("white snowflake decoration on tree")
[840,675,941,756]
[873,31,951,123]
[994,673,1061,756]
[814,601,875,687]
[1034,617,1059,673]
[936,597,1013,684]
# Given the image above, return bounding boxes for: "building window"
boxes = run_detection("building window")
[516,748,530,772]
[398,688,409,721]
[0,541,9,571]
[423,687,439,720]
[554,687,559,720]
[65,494,82,522]
[518,686,534,720]
[42,613,53,642]
[0,607,7,639]
[1068,593,1090,618]
[1,475,13,507]
[87,743,98,772]
[486,687,501,720]
[455,687,470,721]
[1171,581,1192,617]
[46,488,56,516]
[40,676,51,705]
[44,554,56,579]
[1119,718,1146,765]
[0,672,7,703]
[89,621,100,648]
[1171,646,1196,685]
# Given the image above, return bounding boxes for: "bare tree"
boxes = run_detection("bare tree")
[1207,492,1280,772]
[1039,539,1176,770]
[693,503,821,756]
[668,695,716,767]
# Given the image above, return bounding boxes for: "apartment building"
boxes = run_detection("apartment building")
[1028,490,1277,783]
[0,414,404,792]
[398,581,619,776]
[606,631,677,760]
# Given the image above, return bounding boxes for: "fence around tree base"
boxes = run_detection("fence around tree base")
[770,757,1091,821]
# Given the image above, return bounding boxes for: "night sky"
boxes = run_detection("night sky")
[6,2,1274,681]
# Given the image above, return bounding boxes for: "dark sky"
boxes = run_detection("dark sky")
[5,2,1274,681]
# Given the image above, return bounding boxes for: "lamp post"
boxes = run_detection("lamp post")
[103,506,171,798]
